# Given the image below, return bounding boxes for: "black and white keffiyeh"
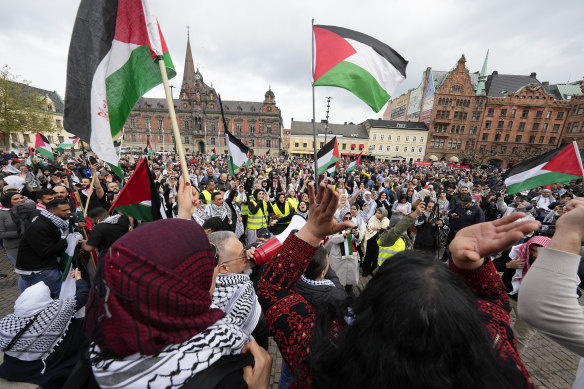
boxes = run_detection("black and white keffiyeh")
[90,310,249,389]
[299,274,335,287]
[40,209,70,236]
[99,214,121,225]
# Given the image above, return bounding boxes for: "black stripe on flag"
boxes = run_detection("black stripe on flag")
[64,0,118,141]
[502,143,569,180]
[225,129,249,155]
[317,136,337,159]
[315,24,408,78]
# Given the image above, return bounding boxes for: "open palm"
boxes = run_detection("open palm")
[450,213,540,270]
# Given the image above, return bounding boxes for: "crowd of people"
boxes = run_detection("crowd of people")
[0,148,583,388]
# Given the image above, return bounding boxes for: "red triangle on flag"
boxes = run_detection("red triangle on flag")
[332,138,340,159]
[542,142,584,177]
[313,26,356,82]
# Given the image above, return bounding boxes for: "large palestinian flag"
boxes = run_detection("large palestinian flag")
[35,132,54,160]
[316,137,340,175]
[504,142,584,194]
[64,0,176,165]
[313,25,408,112]
[225,129,249,177]
[109,158,165,221]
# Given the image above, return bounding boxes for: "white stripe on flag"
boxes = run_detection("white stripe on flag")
[504,163,548,186]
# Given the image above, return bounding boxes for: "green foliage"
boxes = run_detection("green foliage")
[0,64,56,136]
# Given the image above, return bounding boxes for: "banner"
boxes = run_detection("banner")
[414,161,432,166]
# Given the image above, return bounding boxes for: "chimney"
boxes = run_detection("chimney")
[344,122,347,125]
[492,71,498,75]
[530,72,537,78]
[542,81,549,86]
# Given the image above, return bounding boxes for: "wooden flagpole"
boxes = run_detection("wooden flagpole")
[84,173,96,217]
[311,19,319,186]
[158,58,190,183]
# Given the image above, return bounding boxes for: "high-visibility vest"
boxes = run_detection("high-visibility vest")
[287,197,299,211]
[202,190,212,204]
[377,237,406,266]
[272,201,291,218]
[247,200,268,230]
[236,196,249,215]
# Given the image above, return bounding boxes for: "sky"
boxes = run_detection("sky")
[2,0,583,129]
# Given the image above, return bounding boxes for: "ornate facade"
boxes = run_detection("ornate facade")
[123,36,283,156]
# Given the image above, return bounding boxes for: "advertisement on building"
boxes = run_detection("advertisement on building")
[406,82,423,120]
[390,94,408,120]
[420,69,435,126]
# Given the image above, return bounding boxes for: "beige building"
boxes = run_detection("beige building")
[288,120,369,158]
[363,120,429,162]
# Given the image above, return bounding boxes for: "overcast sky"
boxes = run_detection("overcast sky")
[2,0,583,129]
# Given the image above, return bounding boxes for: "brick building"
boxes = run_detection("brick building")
[554,81,584,151]
[475,72,570,168]
[123,36,283,156]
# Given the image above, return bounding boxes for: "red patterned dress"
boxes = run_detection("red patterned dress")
[258,234,534,388]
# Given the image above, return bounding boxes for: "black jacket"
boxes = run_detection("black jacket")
[16,214,67,271]
[295,268,347,307]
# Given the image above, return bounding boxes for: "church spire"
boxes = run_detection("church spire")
[182,27,195,92]
[476,49,489,96]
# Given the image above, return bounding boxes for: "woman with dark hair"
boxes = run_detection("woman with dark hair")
[375,190,392,217]
[271,193,295,235]
[0,192,35,266]
[258,182,538,389]
[295,201,309,219]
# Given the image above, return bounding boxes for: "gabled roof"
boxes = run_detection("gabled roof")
[364,119,429,132]
[134,97,280,115]
[9,81,64,114]
[290,120,369,139]
[485,72,541,97]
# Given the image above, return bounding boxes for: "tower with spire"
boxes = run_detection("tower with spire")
[475,50,489,96]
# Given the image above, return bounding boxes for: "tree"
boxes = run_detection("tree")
[457,148,496,166]
[0,65,56,144]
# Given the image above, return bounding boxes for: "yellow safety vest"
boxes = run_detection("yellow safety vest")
[287,197,299,211]
[377,237,406,266]
[247,200,268,230]
[272,201,291,218]
[236,196,249,216]
[202,190,212,205]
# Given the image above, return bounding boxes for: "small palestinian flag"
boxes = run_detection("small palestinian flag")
[145,136,153,157]
[64,0,176,165]
[327,161,338,176]
[313,25,408,112]
[343,231,354,256]
[316,136,340,175]
[225,129,249,177]
[35,132,54,160]
[25,147,35,168]
[346,152,362,173]
[110,158,165,222]
[57,136,80,149]
[504,142,584,194]
[265,149,271,156]
[209,147,217,161]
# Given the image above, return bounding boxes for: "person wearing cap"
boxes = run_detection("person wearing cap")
[447,194,485,242]
[2,185,19,194]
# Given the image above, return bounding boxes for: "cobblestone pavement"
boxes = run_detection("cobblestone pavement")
[0,253,579,388]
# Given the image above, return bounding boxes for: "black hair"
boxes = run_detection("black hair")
[88,207,109,219]
[210,191,223,201]
[36,188,56,200]
[46,198,69,211]
[1,192,22,208]
[202,216,225,232]
[304,246,328,280]
[308,251,525,389]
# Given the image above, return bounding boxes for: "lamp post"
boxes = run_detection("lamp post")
[324,96,332,144]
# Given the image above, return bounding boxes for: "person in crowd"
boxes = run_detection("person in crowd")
[247,188,274,245]
[0,269,88,388]
[519,198,584,357]
[376,190,392,217]
[15,199,75,297]
[448,194,485,235]
[361,207,389,277]
[33,187,56,212]
[271,192,295,235]
[390,193,411,226]
[296,200,309,219]
[202,216,225,235]
[85,218,272,388]
[413,201,444,255]
[79,207,131,255]
[78,168,105,212]
[0,192,34,266]
[199,178,216,204]
[258,182,538,388]
[326,212,361,295]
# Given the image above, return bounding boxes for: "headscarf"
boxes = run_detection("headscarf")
[509,235,551,295]
[87,219,225,357]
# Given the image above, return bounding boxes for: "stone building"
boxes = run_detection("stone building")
[551,80,584,151]
[363,120,428,162]
[123,36,283,156]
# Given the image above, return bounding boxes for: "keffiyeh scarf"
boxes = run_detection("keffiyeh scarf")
[299,274,335,287]
[99,214,121,225]
[40,209,70,236]
[509,235,551,295]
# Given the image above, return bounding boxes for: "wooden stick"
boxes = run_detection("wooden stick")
[158,58,190,183]
[84,173,96,217]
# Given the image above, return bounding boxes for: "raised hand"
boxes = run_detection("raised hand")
[176,176,199,220]
[450,212,540,270]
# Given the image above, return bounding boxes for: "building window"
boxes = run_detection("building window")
[549,137,556,144]
[395,145,399,152]
[210,137,216,145]
[507,121,513,130]
[485,120,491,129]
[396,135,401,142]
[546,111,552,119]
[539,136,545,144]
[494,134,501,142]
[266,123,272,134]
[250,123,255,134]
[250,139,255,147]
[504,134,510,142]
[497,121,504,129]
[378,144,383,151]
[572,122,580,133]
[536,110,543,118]
[439,139,445,148]
[402,145,407,152]
[479,145,485,151]
[23,134,31,143]
[510,109,516,118]
[210,122,215,133]
[556,112,564,120]
[472,112,481,121]
[578,105,584,115]
[491,145,496,153]
[412,136,417,142]
[529,135,535,143]
[405,135,410,142]
[342,143,347,150]
[157,118,163,129]
[380,134,384,141]
[130,133,136,142]
[451,85,462,93]
[303,142,307,148]
[487,108,494,117]
[236,123,242,133]
[418,146,423,153]
[542,123,548,133]
[144,117,150,129]
[521,110,529,118]
[501,145,507,153]
[552,124,560,132]
[266,139,271,148]
[419,136,424,143]
[518,122,525,131]
[515,135,522,142]
[294,142,299,148]
[184,136,190,144]
[500,109,507,117]
[129,118,135,128]
[482,133,489,141]
[386,145,391,151]
[532,123,539,131]
[372,133,377,140]
[387,134,392,141]
[512,146,518,153]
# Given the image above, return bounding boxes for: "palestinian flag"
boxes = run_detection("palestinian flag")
[35,133,54,160]
[64,0,176,166]
[504,142,584,194]
[57,136,80,149]
[107,137,125,181]
[346,152,362,173]
[313,25,408,112]
[265,149,271,156]
[25,147,35,168]
[225,129,249,177]
[209,147,217,161]
[145,136,153,157]
[343,231,354,256]
[109,158,165,221]
[315,136,340,175]
[327,161,338,176]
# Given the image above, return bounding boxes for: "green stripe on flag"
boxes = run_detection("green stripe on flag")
[506,172,582,194]
[116,202,153,222]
